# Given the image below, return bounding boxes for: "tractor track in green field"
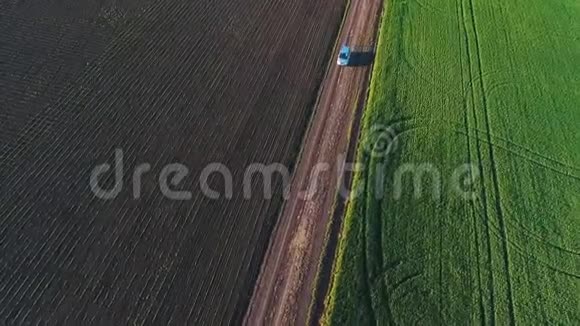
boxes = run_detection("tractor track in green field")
[326,0,580,323]
[455,0,486,321]
[360,155,391,325]
[458,128,580,174]
[476,138,580,182]
[461,0,517,322]
[365,159,394,324]
[364,116,580,181]
[485,223,580,279]
[365,115,580,261]
[467,0,517,322]
[384,5,580,185]
[372,115,580,182]
[360,169,378,324]
[459,0,498,323]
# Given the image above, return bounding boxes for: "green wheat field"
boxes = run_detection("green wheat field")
[324,0,580,324]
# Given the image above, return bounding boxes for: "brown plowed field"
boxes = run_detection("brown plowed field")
[0,0,344,324]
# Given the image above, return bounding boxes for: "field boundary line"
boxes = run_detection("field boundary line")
[242,0,350,323]
[320,0,396,323]
[307,0,392,324]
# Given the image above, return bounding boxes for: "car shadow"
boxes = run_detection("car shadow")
[347,50,375,66]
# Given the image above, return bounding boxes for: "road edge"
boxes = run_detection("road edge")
[240,1,350,324]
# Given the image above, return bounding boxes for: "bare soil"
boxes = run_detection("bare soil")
[0,0,344,324]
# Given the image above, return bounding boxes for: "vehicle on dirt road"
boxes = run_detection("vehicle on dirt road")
[337,44,375,66]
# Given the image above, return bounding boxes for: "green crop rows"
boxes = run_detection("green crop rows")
[324,0,579,324]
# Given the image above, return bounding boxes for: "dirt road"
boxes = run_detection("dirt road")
[243,0,384,325]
